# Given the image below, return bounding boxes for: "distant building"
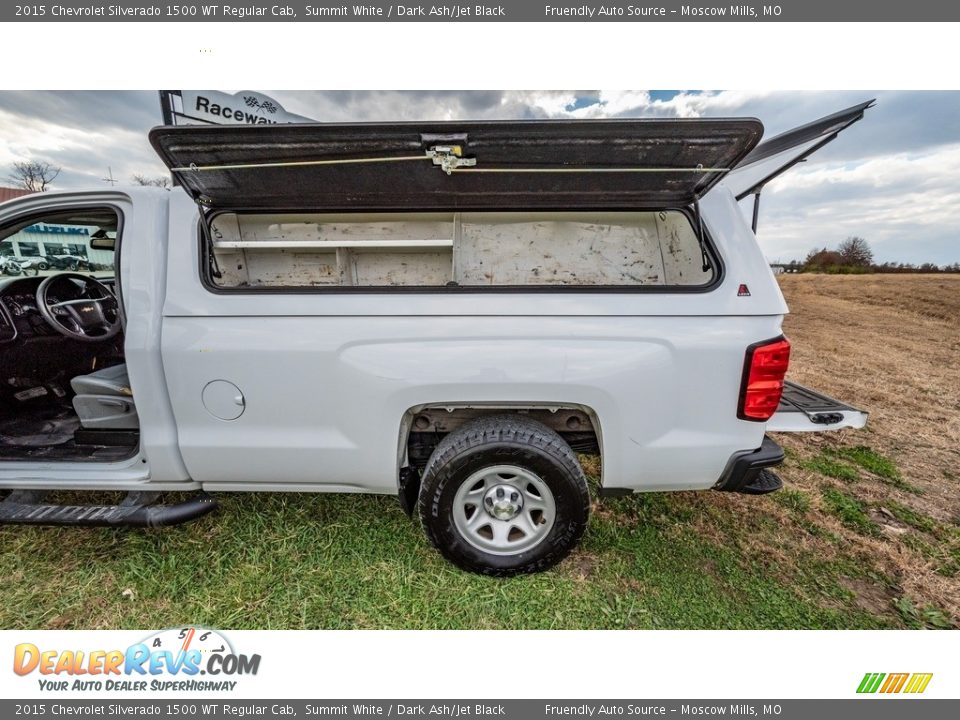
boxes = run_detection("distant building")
[0,189,114,267]
[0,186,33,204]
[770,262,802,274]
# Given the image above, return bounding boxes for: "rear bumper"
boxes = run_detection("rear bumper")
[713,436,785,493]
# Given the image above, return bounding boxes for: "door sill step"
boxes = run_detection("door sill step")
[0,490,217,527]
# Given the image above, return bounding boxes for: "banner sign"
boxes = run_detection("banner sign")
[163,90,314,126]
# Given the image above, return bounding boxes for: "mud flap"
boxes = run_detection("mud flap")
[397,466,421,516]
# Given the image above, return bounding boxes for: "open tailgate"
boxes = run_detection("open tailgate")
[768,381,868,432]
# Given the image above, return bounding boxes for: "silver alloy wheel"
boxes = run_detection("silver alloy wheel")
[452,464,556,556]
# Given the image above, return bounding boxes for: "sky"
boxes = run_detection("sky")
[0,90,957,265]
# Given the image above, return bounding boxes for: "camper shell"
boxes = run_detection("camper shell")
[0,103,871,575]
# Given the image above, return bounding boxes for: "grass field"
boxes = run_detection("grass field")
[1,274,958,629]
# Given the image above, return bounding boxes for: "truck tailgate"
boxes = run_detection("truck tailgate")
[767,381,868,432]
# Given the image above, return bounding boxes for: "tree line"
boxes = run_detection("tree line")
[776,236,960,274]
[6,161,170,192]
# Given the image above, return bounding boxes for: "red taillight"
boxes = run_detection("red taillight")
[738,337,791,421]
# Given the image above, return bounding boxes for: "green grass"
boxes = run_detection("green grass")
[829,445,922,493]
[821,487,881,537]
[773,488,811,514]
[801,454,859,482]
[801,444,921,493]
[874,499,960,579]
[894,596,955,630]
[831,446,899,480]
[831,445,899,479]
[0,485,895,630]
[896,518,960,579]
[883,501,937,534]
[900,533,960,578]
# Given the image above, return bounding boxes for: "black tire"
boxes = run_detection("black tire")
[417,414,590,576]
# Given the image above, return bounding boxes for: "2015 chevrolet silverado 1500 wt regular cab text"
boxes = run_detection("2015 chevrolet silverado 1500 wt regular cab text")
[0,102,872,575]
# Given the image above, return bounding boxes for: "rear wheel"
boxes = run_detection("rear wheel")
[417,415,590,576]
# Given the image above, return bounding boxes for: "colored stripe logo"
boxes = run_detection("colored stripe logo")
[857,672,933,694]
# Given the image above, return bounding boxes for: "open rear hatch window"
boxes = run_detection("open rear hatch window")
[150,119,762,211]
[722,100,875,201]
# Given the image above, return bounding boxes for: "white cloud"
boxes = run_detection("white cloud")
[0,109,99,163]
[770,145,960,195]
[505,90,777,119]
[753,144,960,264]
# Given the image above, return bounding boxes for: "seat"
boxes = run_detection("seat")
[70,363,139,430]
[71,363,131,396]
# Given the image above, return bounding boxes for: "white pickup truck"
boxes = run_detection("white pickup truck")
[0,102,871,575]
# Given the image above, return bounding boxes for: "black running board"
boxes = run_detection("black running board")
[0,490,217,527]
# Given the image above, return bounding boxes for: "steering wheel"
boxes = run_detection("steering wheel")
[36,273,121,343]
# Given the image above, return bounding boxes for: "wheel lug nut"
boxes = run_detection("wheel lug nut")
[496,488,504,498]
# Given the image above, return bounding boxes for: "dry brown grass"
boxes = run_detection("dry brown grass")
[774,273,960,623]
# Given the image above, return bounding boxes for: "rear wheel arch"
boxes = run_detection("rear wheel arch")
[395,403,603,519]
[397,403,603,476]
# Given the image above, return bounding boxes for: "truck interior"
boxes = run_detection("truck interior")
[0,208,137,462]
